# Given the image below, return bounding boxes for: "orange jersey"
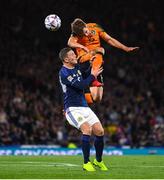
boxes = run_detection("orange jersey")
[72,23,108,58]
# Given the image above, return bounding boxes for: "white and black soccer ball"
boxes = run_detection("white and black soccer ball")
[44,14,61,31]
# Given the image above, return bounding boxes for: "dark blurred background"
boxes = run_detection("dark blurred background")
[0,0,164,147]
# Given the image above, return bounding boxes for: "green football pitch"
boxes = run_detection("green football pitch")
[0,155,164,179]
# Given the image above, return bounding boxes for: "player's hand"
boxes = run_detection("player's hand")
[90,47,105,56]
[81,46,89,53]
[91,66,103,79]
[95,47,105,55]
[125,47,140,52]
[89,56,96,66]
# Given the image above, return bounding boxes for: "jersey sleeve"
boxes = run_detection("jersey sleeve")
[95,24,105,32]
[60,70,95,90]
[95,24,109,40]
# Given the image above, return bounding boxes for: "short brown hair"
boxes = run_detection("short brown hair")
[71,18,86,37]
[59,47,72,62]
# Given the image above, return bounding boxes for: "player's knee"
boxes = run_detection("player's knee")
[92,95,102,102]
[95,128,104,136]
[95,47,105,55]
[90,89,103,102]
[91,93,101,102]
[82,127,92,135]
[80,123,92,135]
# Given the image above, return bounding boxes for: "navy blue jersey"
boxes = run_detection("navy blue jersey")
[59,64,95,111]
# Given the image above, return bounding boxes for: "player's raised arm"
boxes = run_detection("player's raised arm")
[68,36,89,52]
[61,67,103,91]
[60,70,94,90]
[101,33,139,52]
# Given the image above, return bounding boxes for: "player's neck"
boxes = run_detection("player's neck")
[63,63,75,69]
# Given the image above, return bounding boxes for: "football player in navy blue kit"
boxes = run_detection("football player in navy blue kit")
[59,47,108,171]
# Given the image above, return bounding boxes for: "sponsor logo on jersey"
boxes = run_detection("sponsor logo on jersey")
[77,70,82,75]
[67,75,73,82]
[77,116,83,122]
[91,30,96,35]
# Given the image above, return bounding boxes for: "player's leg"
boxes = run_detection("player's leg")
[79,60,102,103]
[92,122,108,171]
[65,107,95,171]
[80,122,92,164]
[80,107,104,171]
[84,107,108,171]
[90,52,104,102]
[86,108,105,165]
[79,51,104,87]
[84,90,94,104]
[84,83,103,103]
[80,53,104,103]
[92,122,104,162]
[90,52,104,87]
[80,122,96,171]
[89,86,103,102]
[92,53,104,70]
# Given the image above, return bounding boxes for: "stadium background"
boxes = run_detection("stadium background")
[0,0,164,149]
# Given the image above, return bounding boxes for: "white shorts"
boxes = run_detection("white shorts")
[65,107,100,129]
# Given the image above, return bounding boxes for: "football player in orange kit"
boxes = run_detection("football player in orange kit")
[68,18,139,104]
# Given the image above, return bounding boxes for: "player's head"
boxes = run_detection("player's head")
[59,47,77,66]
[71,18,90,37]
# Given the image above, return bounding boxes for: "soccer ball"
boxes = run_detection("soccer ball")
[44,14,61,31]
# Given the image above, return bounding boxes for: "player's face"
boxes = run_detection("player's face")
[66,50,78,65]
[83,27,90,36]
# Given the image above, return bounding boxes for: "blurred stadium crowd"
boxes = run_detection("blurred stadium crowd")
[0,0,164,147]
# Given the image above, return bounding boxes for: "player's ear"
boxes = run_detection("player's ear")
[64,57,69,63]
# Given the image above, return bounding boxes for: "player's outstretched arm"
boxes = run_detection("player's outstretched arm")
[68,36,89,52]
[102,33,139,52]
